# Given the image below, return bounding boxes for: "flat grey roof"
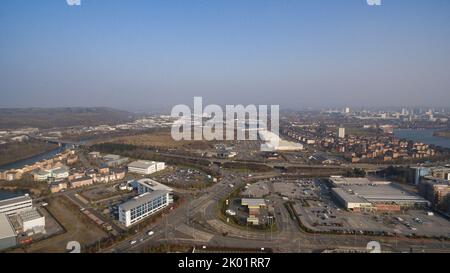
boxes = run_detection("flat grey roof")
[241,198,266,207]
[137,178,173,192]
[331,188,370,204]
[0,214,16,240]
[119,190,170,211]
[335,184,429,205]
[0,195,32,208]
[104,154,122,160]
[18,208,43,222]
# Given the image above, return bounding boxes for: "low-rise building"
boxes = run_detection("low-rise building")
[69,177,93,188]
[127,160,166,175]
[0,195,33,216]
[330,176,429,212]
[33,166,69,182]
[241,198,266,216]
[419,177,450,214]
[102,154,129,167]
[50,181,68,193]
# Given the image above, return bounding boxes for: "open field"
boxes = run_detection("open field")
[108,130,216,150]
[18,196,108,253]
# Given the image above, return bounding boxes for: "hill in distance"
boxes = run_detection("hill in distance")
[0,107,138,129]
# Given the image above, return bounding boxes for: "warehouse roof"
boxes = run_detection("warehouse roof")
[331,188,371,204]
[241,198,266,207]
[0,195,32,208]
[0,214,16,240]
[334,183,429,206]
[17,208,43,222]
[128,160,160,169]
[329,176,390,186]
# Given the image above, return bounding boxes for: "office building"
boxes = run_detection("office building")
[118,190,172,227]
[0,194,33,216]
[418,177,450,214]
[127,160,166,175]
[118,178,173,227]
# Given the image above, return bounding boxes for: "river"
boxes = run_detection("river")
[0,144,69,172]
[0,189,28,199]
[394,129,450,149]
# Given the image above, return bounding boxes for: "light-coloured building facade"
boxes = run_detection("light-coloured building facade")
[127,160,166,175]
[0,195,33,216]
[17,208,45,232]
[0,214,17,251]
[118,190,172,227]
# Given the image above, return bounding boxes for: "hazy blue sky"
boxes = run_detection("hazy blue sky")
[1,0,449,111]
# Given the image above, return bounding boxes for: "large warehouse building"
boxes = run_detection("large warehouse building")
[0,213,17,251]
[0,194,33,215]
[330,176,430,212]
[127,160,166,175]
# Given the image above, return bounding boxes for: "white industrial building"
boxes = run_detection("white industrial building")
[330,176,430,211]
[17,208,45,233]
[118,178,173,227]
[259,129,303,152]
[0,194,33,216]
[127,160,166,175]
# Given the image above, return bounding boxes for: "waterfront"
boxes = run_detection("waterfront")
[0,145,69,172]
[394,129,450,149]
[0,189,28,199]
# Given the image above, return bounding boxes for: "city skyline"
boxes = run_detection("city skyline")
[1,0,449,111]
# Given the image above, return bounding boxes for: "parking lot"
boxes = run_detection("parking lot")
[241,181,270,198]
[283,179,450,237]
[152,166,213,189]
[241,178,450,238]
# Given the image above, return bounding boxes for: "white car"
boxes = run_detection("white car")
[147,231,154,236]
[226,209,236,216]
[130,240,137,245]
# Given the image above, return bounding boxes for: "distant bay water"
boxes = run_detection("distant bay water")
[394,129,450,149]
[0,189,28,200]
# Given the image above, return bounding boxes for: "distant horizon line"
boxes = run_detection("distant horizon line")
[1,105,450,114]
